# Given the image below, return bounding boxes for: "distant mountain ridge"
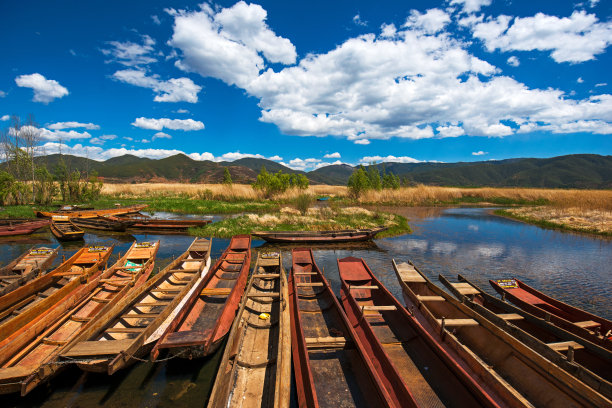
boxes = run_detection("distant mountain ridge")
[28,153,612,189]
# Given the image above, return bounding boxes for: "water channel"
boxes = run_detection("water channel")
[2,207,610,407]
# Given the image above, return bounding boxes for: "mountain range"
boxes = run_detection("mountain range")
[28,153,611,189]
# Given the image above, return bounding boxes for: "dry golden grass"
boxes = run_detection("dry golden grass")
[503,207,612,235]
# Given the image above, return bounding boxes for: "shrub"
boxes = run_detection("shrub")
[295,193,314,215]
[223,167,233,185]
[253,166,309,198]
[0,171,14,205]
[347,166,371,198]
[34,167,57,204]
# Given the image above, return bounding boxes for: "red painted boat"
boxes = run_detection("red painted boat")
[290,249,393,408]
[151,235,251,360]
[0,247,58,297]
[252,227,387,243]
[490,278,612,351]
[0,219,49,237]
[337,257,501,408]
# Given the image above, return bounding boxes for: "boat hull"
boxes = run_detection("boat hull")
[0,219,49,236]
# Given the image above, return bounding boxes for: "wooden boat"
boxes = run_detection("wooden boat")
[57,205,94,212]
[126,218,211,233]
[0,246,112,344]
[71,216,135,232]
[290,249,396,407]
[50,216,84,241]
[0,247,58,297]
[338,257,501,408]
[393,259,611,407]
[0,241,158,395]
[252,227,387,243]
[316,197,329,201]
[151,235,251,360]
[0,219,50,236]
[439,274,612,399]
[56,238,211,375]
[35,204,147,219]
[207,251,290,408]
[490,278,612,350]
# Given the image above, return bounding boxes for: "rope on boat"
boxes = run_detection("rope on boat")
[122,349,187,363]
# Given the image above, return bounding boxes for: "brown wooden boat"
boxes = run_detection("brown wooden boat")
[290,248,395,408]
[0,247,58,297]
[207,251,290,408]
[128,219,212,233]
[490,278,612,350]
[393,259,611,407]
[338,257,501,408]
[0,241,159,395]
[50,216,84,241]
[252,227,387,243]
[0,219,50,237]
[151,235,251,360]
[35,204,148,219]
[439,274,612,399]
[0,246,112,344]
[71,216,136,232]
[56,238,211,375]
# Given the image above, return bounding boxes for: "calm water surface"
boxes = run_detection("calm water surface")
[3,207,610,407]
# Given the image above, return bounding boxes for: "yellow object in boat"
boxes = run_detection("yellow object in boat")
[259,313,270,320]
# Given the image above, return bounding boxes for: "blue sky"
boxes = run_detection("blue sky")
[0,0,610,171]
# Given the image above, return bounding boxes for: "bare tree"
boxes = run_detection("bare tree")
[20,114,41,202]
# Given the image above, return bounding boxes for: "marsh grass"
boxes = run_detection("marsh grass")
[496,207,612,236]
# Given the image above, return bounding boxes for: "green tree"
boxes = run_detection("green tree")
[347,165,371,198]
[382,171,400,189]
[34,167,57,204]
[223,167,233,185]
[367,164,382,190]
[0,171,14,205]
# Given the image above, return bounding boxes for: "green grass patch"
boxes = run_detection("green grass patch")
[494,209,611,237]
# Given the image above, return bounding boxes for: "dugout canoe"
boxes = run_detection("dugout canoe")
[338,257,501,408]
[252,227,387,243]
[490,278,612,350]
[57,238,211,374]
[393,259,611,407]
[0,246,112,344]
[50,216,84,241]
[0,241,158,395]
[290,249,397,407]
[151,235,251,360]
[439,274,612,399]
[0,247,58,297]
[71,216,135,232]
[207,251,290,408]
[35,204,148,219]
[0,219,50,237]
[127,218,212,234]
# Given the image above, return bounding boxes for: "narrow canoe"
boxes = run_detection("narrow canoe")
[0,241,158,395]
[393,259,611,408]
[207,251,291,408]
[71,216,135,232]
[0,246,112,344]
[56,238,211,375]
[151,235,251,360]
[439,274,612,399]
[338,257,501,408]
[0,247,58,297]
[252,227,387,243]
[35,204,148,219]
[0,219,50,236]
[290,249,394,408]
[490,278,612,350]
[50,216,84,241]
[127,218,212,233]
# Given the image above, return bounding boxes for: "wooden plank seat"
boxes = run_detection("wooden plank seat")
[248,292,280,298]
[133,301,170,307]
[294,272,317,275]
[547,341,585,352]
[151,289,182,294]
[437,318,479,327]
[200,287,232,296]
[349,285,379,290]
[70,315,92,322]
[92,297,111,303]
[395,264,426,283]
[361,305,397,311]
[62,339,134,357]
[297,283,324,287]
[120,313,160,318]
[573,320,601,329]
[497,313,524,321]
[253,273,280,279]
[451,282,481,295]
[105,327,145,333]
[42,338,67,346]
[416,295,445,302]
[305,336,348,349]
[169,268,201,273]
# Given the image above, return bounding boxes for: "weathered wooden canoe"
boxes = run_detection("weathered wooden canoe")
[393,259,611,407]
[151,235,251,360]
[35,204,148,219]
[490,278,612,350]
[0,241,158,395]
[50,216,84,241]
[290,249,394,408]
[127,218,212,234]
[0,219,50,237]
[0,247,58,297]
[56,238,211,375]
[207,251,290,408]
[71,216,135,232]
[0,246,112,344]
[338,257,501,408]
[252,227,387,243]
[440,274,612,399]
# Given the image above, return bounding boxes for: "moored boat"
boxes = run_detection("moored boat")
[71,216,135,232]
[393,259,611,407]
[0,219,50,237]
[35,204,147,219]
[490,278,612,350]
[207,251,290,408]
[50,216,84,241]
[151,235,251,360]
[127,218,212,233]
[252,227,387,243]
[0,247,58,297]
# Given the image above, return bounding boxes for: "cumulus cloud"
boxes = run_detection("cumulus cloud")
[39,128,92,141]
[113,69,201,103]
[449,0,492,13]
[15,73,69,103]
[360,155,424,164]
[472,150,487,155]
[101,34,157,66]
[353,14,367,27]
[577,77,584,83]
[436,125,465,137]
[286,157,321,171]
[48,121,100,130]
[90,134,117,145]
[131,117,204,131]
[176,109,189,114]
[153,131,172,140]
[506,56,520,66]
[1,115,9,121]
[404,9,450,34]
[324,152,341,158]
[151,15,161,25]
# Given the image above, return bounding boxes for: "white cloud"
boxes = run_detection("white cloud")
[90,137,105,145]
[0,90,6,98]
[15,73,69,103]
[287,157,321,171]
[113,69,201,103]
[313,160,344,170]
[472,150,487,155]
[100,134,117,140]
[176,109,189,114]
[1,115,9,121]
[404,9,450,34]
[101,34,157,66]
[39,128,92,141]
[324,152,341,159]
[131,117,204,131]
[449,0,492,13]
[595,82,607,87]
[151,15,161,25]
[354,139,370,145]
[360,155,423,164]
[577,77,584,83]
[217,151,282,162]
[436,125,465,137]
[153,131,172,140]
[506,56,520,67]
[48,121,100,130]
[353,14,367,27]
[471,11,612,63]
[123,136,134,141]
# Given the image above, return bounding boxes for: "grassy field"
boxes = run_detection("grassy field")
[496,208,612,236]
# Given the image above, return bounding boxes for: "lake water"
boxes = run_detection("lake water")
[3,207,611,407]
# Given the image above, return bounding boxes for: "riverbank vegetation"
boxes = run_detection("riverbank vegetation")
[495,207,612,236]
